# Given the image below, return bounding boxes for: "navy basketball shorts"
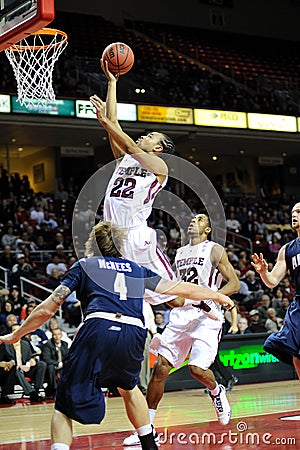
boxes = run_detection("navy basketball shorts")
[55,317,147,424]
[264,298,300,365]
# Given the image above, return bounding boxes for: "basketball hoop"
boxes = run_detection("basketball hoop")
[5,28,68,108]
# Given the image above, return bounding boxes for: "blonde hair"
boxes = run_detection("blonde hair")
[85,221,126,258]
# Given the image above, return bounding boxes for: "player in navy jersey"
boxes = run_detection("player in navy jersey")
[252,202,300,378]
[0,221,233,450]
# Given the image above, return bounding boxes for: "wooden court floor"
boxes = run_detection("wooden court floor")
[0,380,299,449]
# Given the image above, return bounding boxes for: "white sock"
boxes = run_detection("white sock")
[210,384,220,396]
[136,423,152,436]
[51,444,70,450]
[148,408,157,425]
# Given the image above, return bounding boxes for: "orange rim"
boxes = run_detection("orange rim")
[9,28,68,51]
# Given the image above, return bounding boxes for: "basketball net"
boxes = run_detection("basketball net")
[5,28,68,108]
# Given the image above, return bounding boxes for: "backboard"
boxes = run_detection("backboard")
[0,0,54,51]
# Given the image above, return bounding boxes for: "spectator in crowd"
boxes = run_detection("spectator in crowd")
[19,299,48,347]
[231,269,256,309]
[0,313,18,335]
[55,244,68,263]
[265,308,283,333]
[35,234,49,251]
[30,204,45,226]
[1,225,17,249]
[0,356,17,404]
[15,231,37,253]
[42,327,69,398]
[154,312,166,334]
[22,332,43,356]
[0,198,14,224]
[226,212,241,233]
[11,253,35,285]
[46,254,67,277]
[0,245,16,270]
[281,277,295,302]
[0,300,15,325]
[254,216,269,236]
[54,183,69,201]
[236,316,251,334]
[0,323,46,402]
[15,205,27,225]
[268,234,282,262]
[247,309,266,333]
[51,232,70,251]
[257,294,273,323]
[226,244,239,263]
[9,285,25,317]
[244,270,263,295]
[45,317,72,348]
[23,247,36,269]
[19,298,38,322]
[41,210,58,231]
[45,268,62,290]
[276,296,291,320]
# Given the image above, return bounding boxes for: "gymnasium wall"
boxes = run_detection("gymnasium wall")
[56,0,300,41]
[16,148,56,193]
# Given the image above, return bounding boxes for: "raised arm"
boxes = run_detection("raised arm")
[251,246,287,289]
[154,279,234,309]
[101,59,125,160]
[0,285,71,344]
[90,95,168,178]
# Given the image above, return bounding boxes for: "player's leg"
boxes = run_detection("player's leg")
[146,354,173,409]
[51,409,73,450]
[188,321,231,425]
[189,364,217,390]
[118,386,158,450]
[292,356,300,378]
[123,324,189,446]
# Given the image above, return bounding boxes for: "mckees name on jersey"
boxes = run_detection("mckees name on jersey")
[98,259,132,272]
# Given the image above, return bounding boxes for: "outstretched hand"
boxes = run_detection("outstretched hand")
[90,95,106,121]
[100,58,119,82]
[251,252,268,274]
[0,333,18,345]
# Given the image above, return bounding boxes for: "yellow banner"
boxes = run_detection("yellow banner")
[194,109,247,128]
[137,105,193,124]
[248,113,297,132]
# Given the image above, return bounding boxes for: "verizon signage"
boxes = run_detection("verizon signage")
[76,100,136,121]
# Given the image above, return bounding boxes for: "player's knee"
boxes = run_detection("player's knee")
[152,355,172,381]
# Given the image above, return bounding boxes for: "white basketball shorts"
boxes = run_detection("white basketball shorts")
[158,307,223,370]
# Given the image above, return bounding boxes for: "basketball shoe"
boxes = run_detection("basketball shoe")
[209,385,232,425]
[123,427,160,446]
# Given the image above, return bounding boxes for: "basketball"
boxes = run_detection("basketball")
[102,42,134,75]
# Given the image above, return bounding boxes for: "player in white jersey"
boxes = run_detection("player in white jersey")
[123,213,240,445]
[90,61,177,305]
